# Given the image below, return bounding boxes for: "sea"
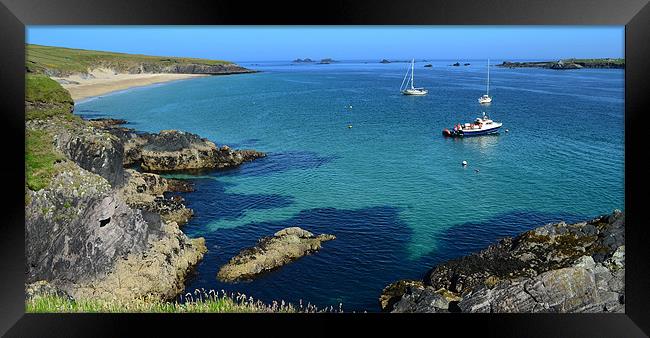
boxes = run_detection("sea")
[75,60,624,312]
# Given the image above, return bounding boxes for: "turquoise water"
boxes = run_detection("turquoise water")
[76,60,624,311]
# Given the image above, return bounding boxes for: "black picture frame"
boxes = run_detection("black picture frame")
[1,0,648,336]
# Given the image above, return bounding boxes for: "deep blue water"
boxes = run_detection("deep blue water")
[76,60,624,312]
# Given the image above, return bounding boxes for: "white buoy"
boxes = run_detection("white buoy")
[462,160,467,166]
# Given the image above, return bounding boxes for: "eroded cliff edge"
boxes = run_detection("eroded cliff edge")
[380,211,625,313]
[25,75,265,303]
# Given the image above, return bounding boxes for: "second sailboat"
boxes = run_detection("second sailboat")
[400,59,428,96]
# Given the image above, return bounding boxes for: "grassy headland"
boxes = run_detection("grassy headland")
[26,44,233,76]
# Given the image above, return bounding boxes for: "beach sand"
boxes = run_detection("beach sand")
[54,68,208,101]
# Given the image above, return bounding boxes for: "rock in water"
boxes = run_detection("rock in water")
[217,227,335,282]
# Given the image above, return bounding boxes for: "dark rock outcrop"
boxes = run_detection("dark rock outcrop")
[380,59,391,64]
[217,227,336,282]
[137,130,266,172]
[452,62,461,66]
[381,211,625,313]
[87,118,128,129]
[424,64,432,67]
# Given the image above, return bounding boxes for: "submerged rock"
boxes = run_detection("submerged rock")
[217,227,336,282]
[381,210,625,313]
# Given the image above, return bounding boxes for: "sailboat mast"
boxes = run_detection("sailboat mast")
[411,59,415,89]
[487,58,490,95]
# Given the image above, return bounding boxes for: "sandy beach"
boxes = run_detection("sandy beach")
[54,68,208,101]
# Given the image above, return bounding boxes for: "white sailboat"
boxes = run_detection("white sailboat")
[401,59,428,96]
[478,58,492,104]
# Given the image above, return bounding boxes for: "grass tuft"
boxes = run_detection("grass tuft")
[25,129,65,191]
[26,289,343,313]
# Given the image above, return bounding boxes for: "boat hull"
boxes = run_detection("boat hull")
[461,125,501,136]
[402,89,428,96]
[443,124,502,137]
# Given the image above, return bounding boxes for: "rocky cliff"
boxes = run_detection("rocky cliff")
[380,211,625,313]
[25,78,265,303]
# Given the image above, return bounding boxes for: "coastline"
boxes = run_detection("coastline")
[55,72,209,101]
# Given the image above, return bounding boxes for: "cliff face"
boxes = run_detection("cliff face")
[381,211,625,313]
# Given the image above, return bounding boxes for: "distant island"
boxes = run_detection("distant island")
[498,58,624,70]
[380,59,391,64]
[292,58,314,63]
[319,58,337,64]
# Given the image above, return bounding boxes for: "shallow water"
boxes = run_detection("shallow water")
[76,60,624,311]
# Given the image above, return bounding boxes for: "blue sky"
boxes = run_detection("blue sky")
[26,26,624,62]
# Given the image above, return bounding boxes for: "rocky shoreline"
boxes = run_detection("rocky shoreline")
[25,84,267,303]
[380,210,625,313]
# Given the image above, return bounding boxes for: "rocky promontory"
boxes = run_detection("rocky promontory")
[380,210,625,313]
[95,124,266,172]
[217,227,336,282]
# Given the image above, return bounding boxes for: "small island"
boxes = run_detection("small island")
[380,59,391,64]
[498,58,624,70]
[319,58,336,64]
[292,58,314,63]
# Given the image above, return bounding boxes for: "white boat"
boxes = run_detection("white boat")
[401,59,428,95]
[442,112,502,137]
[478,59,492,104]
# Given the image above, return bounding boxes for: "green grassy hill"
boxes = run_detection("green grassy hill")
[25,74,74,120]
[26,44,238,76]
